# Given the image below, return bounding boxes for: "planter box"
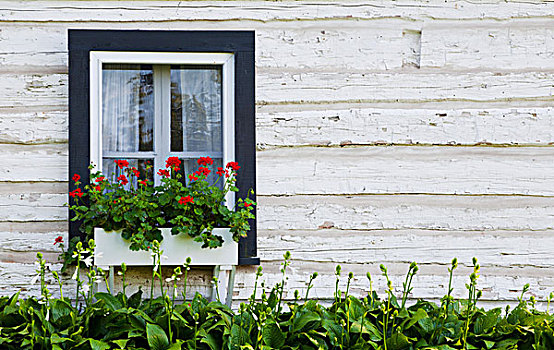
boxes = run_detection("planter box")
[94,228,238,268]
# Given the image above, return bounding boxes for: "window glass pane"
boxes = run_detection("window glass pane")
[101,158,154,185]
[170,65,222,153]
[102,64,154,152]
[175,158,224,189]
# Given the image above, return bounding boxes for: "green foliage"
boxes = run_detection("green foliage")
[65,157,255,267]
[2,251,554,349]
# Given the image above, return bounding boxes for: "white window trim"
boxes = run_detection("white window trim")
[90,51,235,208]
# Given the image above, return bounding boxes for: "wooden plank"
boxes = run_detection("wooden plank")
[0,221,66,233]
[0,1,553,22]
[0,73,66,109]
[256,71,554,104]
[0,181,66,194]
[4,19,554,72]
[2,70,554,109]
[3,144,554,195]
[257,107,554,147]
[0,193,66,222]
[233,262,554,303]
[0,23,421,71]
[0,111,67,144]
[257,146,554,195]
[0,144,67,181]
[257,195,554,231]
[258,229,554,269]
[2,191,552,229]
[421,21,554,70]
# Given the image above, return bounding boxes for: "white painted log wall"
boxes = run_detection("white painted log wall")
[0,0,553,305]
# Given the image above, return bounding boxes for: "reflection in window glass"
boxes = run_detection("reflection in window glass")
[102,64,154,152]
[170,65,222,153]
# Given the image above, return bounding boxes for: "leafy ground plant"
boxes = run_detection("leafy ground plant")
[0,248,553,349]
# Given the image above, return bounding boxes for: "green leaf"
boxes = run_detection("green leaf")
[50,299,74,322]
[94,292,123,311]
[482,339,495,349]
[385,333,412,350]
[292,310,321,333]
[262,321,286,348]
[111,339,130,349]
[167,340,184,350]
[89,339,110,350]
[229,324,250,350]
[146,323,170,350]
[418,317,435,334]
[474,308,501,335]
[405,308,428,329]
[200,333,221,350]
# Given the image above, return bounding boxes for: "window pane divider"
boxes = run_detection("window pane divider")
[103,152,157,158]
[153,65,168,186]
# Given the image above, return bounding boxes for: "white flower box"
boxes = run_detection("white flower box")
[93,227,238,268]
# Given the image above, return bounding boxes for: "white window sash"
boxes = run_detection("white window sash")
[90,51,235,208]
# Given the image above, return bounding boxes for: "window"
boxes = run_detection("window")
[69,30,258,264]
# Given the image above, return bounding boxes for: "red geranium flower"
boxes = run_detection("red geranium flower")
[197,156,214,166]
[178,195,194,205]
[54,236,63,245]
[72,173,80,182]
[226,161,240,171]
[69,188,83,198]
[157,169,170,177]
[94,185,101,191]
[174,166,181,172]
[188,174,198,181]
[216,167,225,176]
[199,167,211,176]
[130,167,140,177]
[114,159,129,169]
[95,176,105,183]
[244,202,252,208]
[165,157,181,169]
[117,174,129,185]
[139,180,147,186]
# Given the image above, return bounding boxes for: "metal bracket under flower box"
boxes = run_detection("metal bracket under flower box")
[94,228,237,306]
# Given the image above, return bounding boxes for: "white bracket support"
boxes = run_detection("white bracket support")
[212,265,236,307]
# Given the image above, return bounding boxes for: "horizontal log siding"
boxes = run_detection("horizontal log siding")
[0,1,552,305]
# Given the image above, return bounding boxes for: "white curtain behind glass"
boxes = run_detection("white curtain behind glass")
[171,67,222,153]
[102,64,154,153]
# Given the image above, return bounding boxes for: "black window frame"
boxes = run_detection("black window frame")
[68,29,258,265]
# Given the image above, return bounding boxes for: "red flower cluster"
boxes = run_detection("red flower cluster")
[244,202,252,208]
[117,174,129,185]
[130,167,140,178]
[188,174,198,182]
[54,236,63,245]
[165,157,181,169]
[94,185,101,191]
[216,167,225,176]
[114,159,129,169]
[199,167,211,176]
[226,161,240,171]
[95,176,105,183]
[69,188,83,198]
[139,180,147,186]
[157,169,170,178]
[198,156,214,166]
[72,173,80,182]
[178,195,194,205]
